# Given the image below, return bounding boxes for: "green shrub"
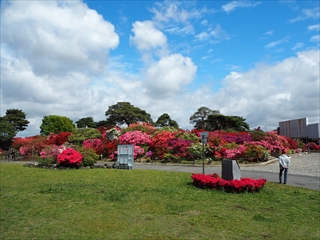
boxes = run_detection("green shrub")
[243,144,268,162]
[251,131,266,141]
[77,147,99,167]
[37,157,56,167]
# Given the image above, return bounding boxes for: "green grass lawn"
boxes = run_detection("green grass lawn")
[1,163,319,240]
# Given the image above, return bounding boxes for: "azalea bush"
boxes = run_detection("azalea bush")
[119,130,151,146]
[38,145,66,166]
[306,142,320,150]
[57,148,83,167]
[46,132,71,145]
[191,173,267,193]
[122,122,156,135]
[77,146,99,167]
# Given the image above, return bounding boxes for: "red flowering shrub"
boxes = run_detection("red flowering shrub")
[46,132,71,145]
[168,138,193,159]
[57,148,83,167]
[149,131,176,159]
[191,173,266,193]
[306,142,320,150]
[83,139,104,154]
[13,135,46,156]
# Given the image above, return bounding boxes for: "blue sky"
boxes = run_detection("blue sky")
[1,0,319,137]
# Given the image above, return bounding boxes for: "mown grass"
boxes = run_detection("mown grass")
[0,163,319,240]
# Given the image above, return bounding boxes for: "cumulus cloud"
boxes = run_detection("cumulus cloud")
[222,1,261,13]
[1,0,119,76]
[213,49,319,129]
[145,54,197,98]
[130,21,167,52]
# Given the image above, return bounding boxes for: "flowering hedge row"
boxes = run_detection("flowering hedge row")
[10,122,320,164]
[191,173,267,193]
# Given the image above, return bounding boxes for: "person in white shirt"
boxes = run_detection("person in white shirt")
[278,150,291,184]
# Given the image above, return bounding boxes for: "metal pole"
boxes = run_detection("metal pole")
[202,142,205,174]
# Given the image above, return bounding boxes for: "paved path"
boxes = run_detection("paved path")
[2,153,319,190]
[134,153,320,191]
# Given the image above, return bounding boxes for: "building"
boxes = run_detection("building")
[278,118,319,142]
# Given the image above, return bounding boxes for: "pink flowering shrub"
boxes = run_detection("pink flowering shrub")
[119,130,151,146]
[57,148,83,167]
[83,139,103,153]
[40,145,66,161]
[191,173,266,193]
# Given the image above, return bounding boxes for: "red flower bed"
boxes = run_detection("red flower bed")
[191,173,266,193]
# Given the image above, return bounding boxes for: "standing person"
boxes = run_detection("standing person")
[278,150,291,184]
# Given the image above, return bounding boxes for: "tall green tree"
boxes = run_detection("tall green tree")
[190,107,220,130]
[205,114,250,131]
[155,113,179,129]
[0,117,16,150]
[105,102,153,127]
[76,117,96,128]
[4,109,30,133]
[40,115,76,135]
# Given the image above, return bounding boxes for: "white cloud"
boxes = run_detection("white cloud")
[265,37,289,48]
[195,24,230,41]
[130,21,167,52]
[145,54,197,98]
[201,19,208,26]
[310,35,320,43]
[308,24,320,31]
[291,42,304,51]
[264,30,274,35]
[1,1,119,76]
[213,49,319,129]
[222,1,261,13]
[150,1,207,23]
[289,7,320,23]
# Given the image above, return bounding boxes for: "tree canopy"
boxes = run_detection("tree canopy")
[0,117,16,149]
[40,115,76,135]
[3,109,29,133]
[205,114,250,131]
[190,107,220,130]
[76,117,96,128]
[68,128,102,146]
[155,113,179,129]
[105,102,153,127]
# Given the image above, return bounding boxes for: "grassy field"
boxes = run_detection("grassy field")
[0,163,319,240]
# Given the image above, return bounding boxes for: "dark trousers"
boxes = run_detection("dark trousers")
[279,167,288,184]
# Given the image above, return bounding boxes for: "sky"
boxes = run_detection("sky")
[1,0,319,137]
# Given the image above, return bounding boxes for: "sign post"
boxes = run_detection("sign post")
[200,132,208,174]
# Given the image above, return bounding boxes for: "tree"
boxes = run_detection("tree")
[68,128,102,146]
[205,114,250,131]
[190,107,220,130]
[96,120,109,128]
[40,115,76,135]
[76,117,96,128]
[4,109,30,133]
[105,102,153,127]
[0,117,16,150]
[155,113,179,129]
